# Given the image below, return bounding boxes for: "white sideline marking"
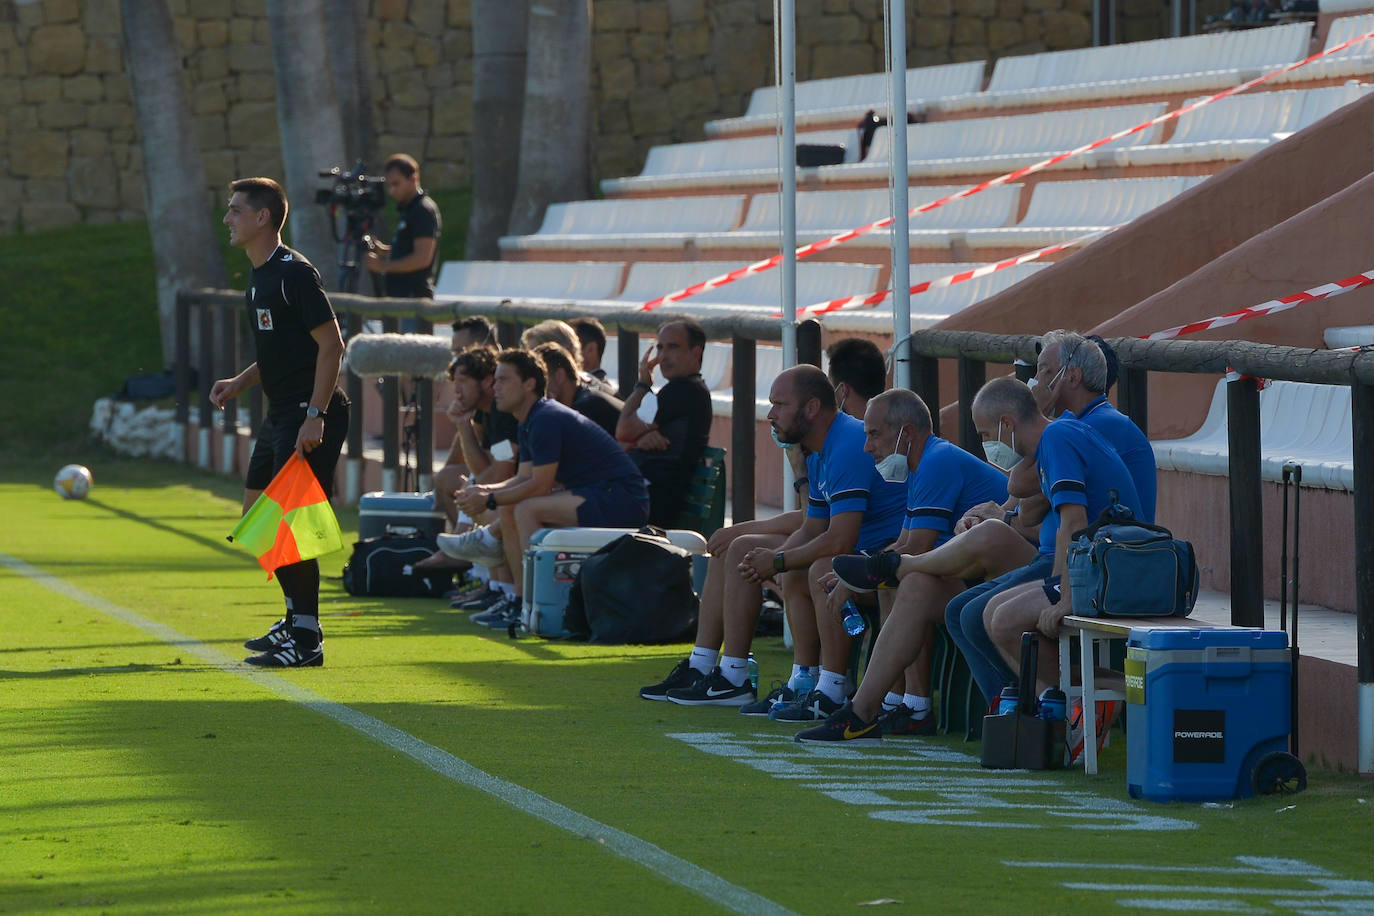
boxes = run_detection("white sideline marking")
[0,553,795,916]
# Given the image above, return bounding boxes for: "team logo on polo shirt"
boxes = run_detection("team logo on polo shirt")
[256,308,274,331]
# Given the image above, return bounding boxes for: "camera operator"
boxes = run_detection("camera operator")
[364,153,442,299]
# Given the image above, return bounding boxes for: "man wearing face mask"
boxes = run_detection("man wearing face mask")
[644,364,905,712]
[940,378,1140,710]
[796,389,1008,743]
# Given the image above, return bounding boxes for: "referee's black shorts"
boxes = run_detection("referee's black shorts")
[245,389,350,497]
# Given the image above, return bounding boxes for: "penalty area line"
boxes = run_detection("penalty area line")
[0,552,796,916]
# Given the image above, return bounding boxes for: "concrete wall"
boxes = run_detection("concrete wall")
[2,0,1123,235]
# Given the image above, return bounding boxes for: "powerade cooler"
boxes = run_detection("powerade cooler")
[1125,627,1291,802]
[522,528,709,638]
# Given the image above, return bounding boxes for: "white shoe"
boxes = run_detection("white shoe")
[436,526,505,564]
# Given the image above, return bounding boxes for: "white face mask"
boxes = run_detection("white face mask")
[875,427,910,484]
[982,420,1018,472]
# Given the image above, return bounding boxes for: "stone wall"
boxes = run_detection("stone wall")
[0,0,1142,236]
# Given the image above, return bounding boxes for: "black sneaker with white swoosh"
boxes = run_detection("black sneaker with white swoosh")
[665,667,756,707]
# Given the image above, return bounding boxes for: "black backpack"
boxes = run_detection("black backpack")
[341,533,454,598]
[562,532,698,644]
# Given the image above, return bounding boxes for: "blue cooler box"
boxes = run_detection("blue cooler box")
[522,528,709,638]
[358,491,445,541]
[1126,627,1290,802]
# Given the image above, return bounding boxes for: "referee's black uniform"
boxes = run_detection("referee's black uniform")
[243,245,349,494]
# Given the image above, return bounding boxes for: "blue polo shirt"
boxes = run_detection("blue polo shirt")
[519,398,647,498]
[805,411,906,552]
[1070,395,1157,523]
[904,435,1010,546]
[1034,417,1141,557]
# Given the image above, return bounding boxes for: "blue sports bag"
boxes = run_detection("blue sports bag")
[1066,497,1199,618]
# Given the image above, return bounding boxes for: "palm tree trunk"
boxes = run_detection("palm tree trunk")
[120,0,228,366]
[466,0,529,259]
[507,0,593,237]
[322,0,376,170]
[265,0,348,288]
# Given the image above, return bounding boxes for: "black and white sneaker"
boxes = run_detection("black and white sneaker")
[472,594,522,629]
[244,637,323,668]
[639,659,705,701]
[243,618,291,652]
[665,667,756,707]
[770,689,844,722]
[452,584,503,611]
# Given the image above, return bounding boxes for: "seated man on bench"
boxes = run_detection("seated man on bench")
[442,348,650,629]
[804,377,1139,743]
[792,388,1009,739]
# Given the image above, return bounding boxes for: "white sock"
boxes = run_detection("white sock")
[457,511,472,526]
[688,647,718,675]
[478,526,500,549]
[882,691,903,712]
[818,669,847,704]
[471,564,489,583]
[904,693,931,715]
[492,580,515,598]
[719,655,749,687]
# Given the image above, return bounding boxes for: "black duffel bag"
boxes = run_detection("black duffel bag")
[342,532,454,598]
[563,531,698,644]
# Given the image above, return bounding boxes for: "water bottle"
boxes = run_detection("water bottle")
[793,665,816,697]
[1038,687,1067,722]
[998,685,1019,716]
[841,599,867,637]
[746,653,759,691]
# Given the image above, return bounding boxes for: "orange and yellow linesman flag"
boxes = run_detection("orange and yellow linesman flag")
[228,453,344,579]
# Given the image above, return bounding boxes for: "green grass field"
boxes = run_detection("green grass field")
[3,456,1373,914]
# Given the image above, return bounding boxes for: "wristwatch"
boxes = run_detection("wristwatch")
[773,551,786,574]
[305,405,326,419]
[485,493,498,511]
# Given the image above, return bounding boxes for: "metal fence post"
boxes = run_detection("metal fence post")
[381,316,399,492]
[797,318,822,368]
[1119,366,1149,434]
[1352,381,1374,774]
[911,354,940,439]
[175,293,191,463]
[1226,375,1264,627]
[218,302,239,474]
[956,355,986,457]
[196,301,215,469]
[617,328,640,399]
[732,336,756,523]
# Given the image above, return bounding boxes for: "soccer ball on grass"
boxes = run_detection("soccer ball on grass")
[54,464,93,500]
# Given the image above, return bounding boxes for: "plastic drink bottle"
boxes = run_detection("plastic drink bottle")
[841,600,867,636]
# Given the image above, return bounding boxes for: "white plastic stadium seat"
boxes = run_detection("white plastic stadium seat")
[1152,380,1353,490]
[938,23,1312,111]
[694,185,1021,253]
[600,129,855,196]
[1276,13,1374,81]
[1124,84,1373,166]
[1324,325,1374,348]
[433,260,626,305]
[497,195,747,254]
[818,261,1049,334]
[710,345,788,420]
[821,103,1167,182]
[704,60,987,138]
[963,176,1206,248]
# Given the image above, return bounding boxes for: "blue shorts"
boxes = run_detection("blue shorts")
[573,479,650,528]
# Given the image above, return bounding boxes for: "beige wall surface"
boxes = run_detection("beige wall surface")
[0,0,1162,236]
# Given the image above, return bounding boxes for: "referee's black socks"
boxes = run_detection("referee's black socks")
[275,559,322,651]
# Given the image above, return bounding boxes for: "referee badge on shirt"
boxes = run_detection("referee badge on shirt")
[256,308,274,331]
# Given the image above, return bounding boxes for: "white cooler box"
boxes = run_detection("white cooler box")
[522,527,709,638]
[358,491,445,541]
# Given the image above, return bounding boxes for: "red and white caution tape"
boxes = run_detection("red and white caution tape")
[640,27,1374,312]
[785,228,1112,319]
[1144,269,1374,340]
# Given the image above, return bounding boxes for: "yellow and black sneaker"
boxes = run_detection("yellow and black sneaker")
[795,703,883,746]
[832,550,901,593]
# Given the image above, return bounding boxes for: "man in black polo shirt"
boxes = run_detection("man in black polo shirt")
[364,153,441,299]
[212,176,348,668]
[616,318,713,527]
[533,342,623,438]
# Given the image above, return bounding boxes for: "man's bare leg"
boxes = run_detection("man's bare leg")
[719,534,787,658]
[433,463,467,529]
[895,520,1035,581]
[984,580,1057,692]
[847,571,966,722]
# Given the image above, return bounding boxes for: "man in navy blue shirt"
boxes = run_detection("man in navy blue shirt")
[665,365,906,713]
[448,349,648,628]
[798,388,1009,742]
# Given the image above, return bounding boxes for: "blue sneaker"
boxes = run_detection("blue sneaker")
[739,682,795,716]
[769,689,843,722]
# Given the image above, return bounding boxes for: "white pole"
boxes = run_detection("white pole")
[889,0,912,391]
[779,0,799,514]
[1360,683,1374,774]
